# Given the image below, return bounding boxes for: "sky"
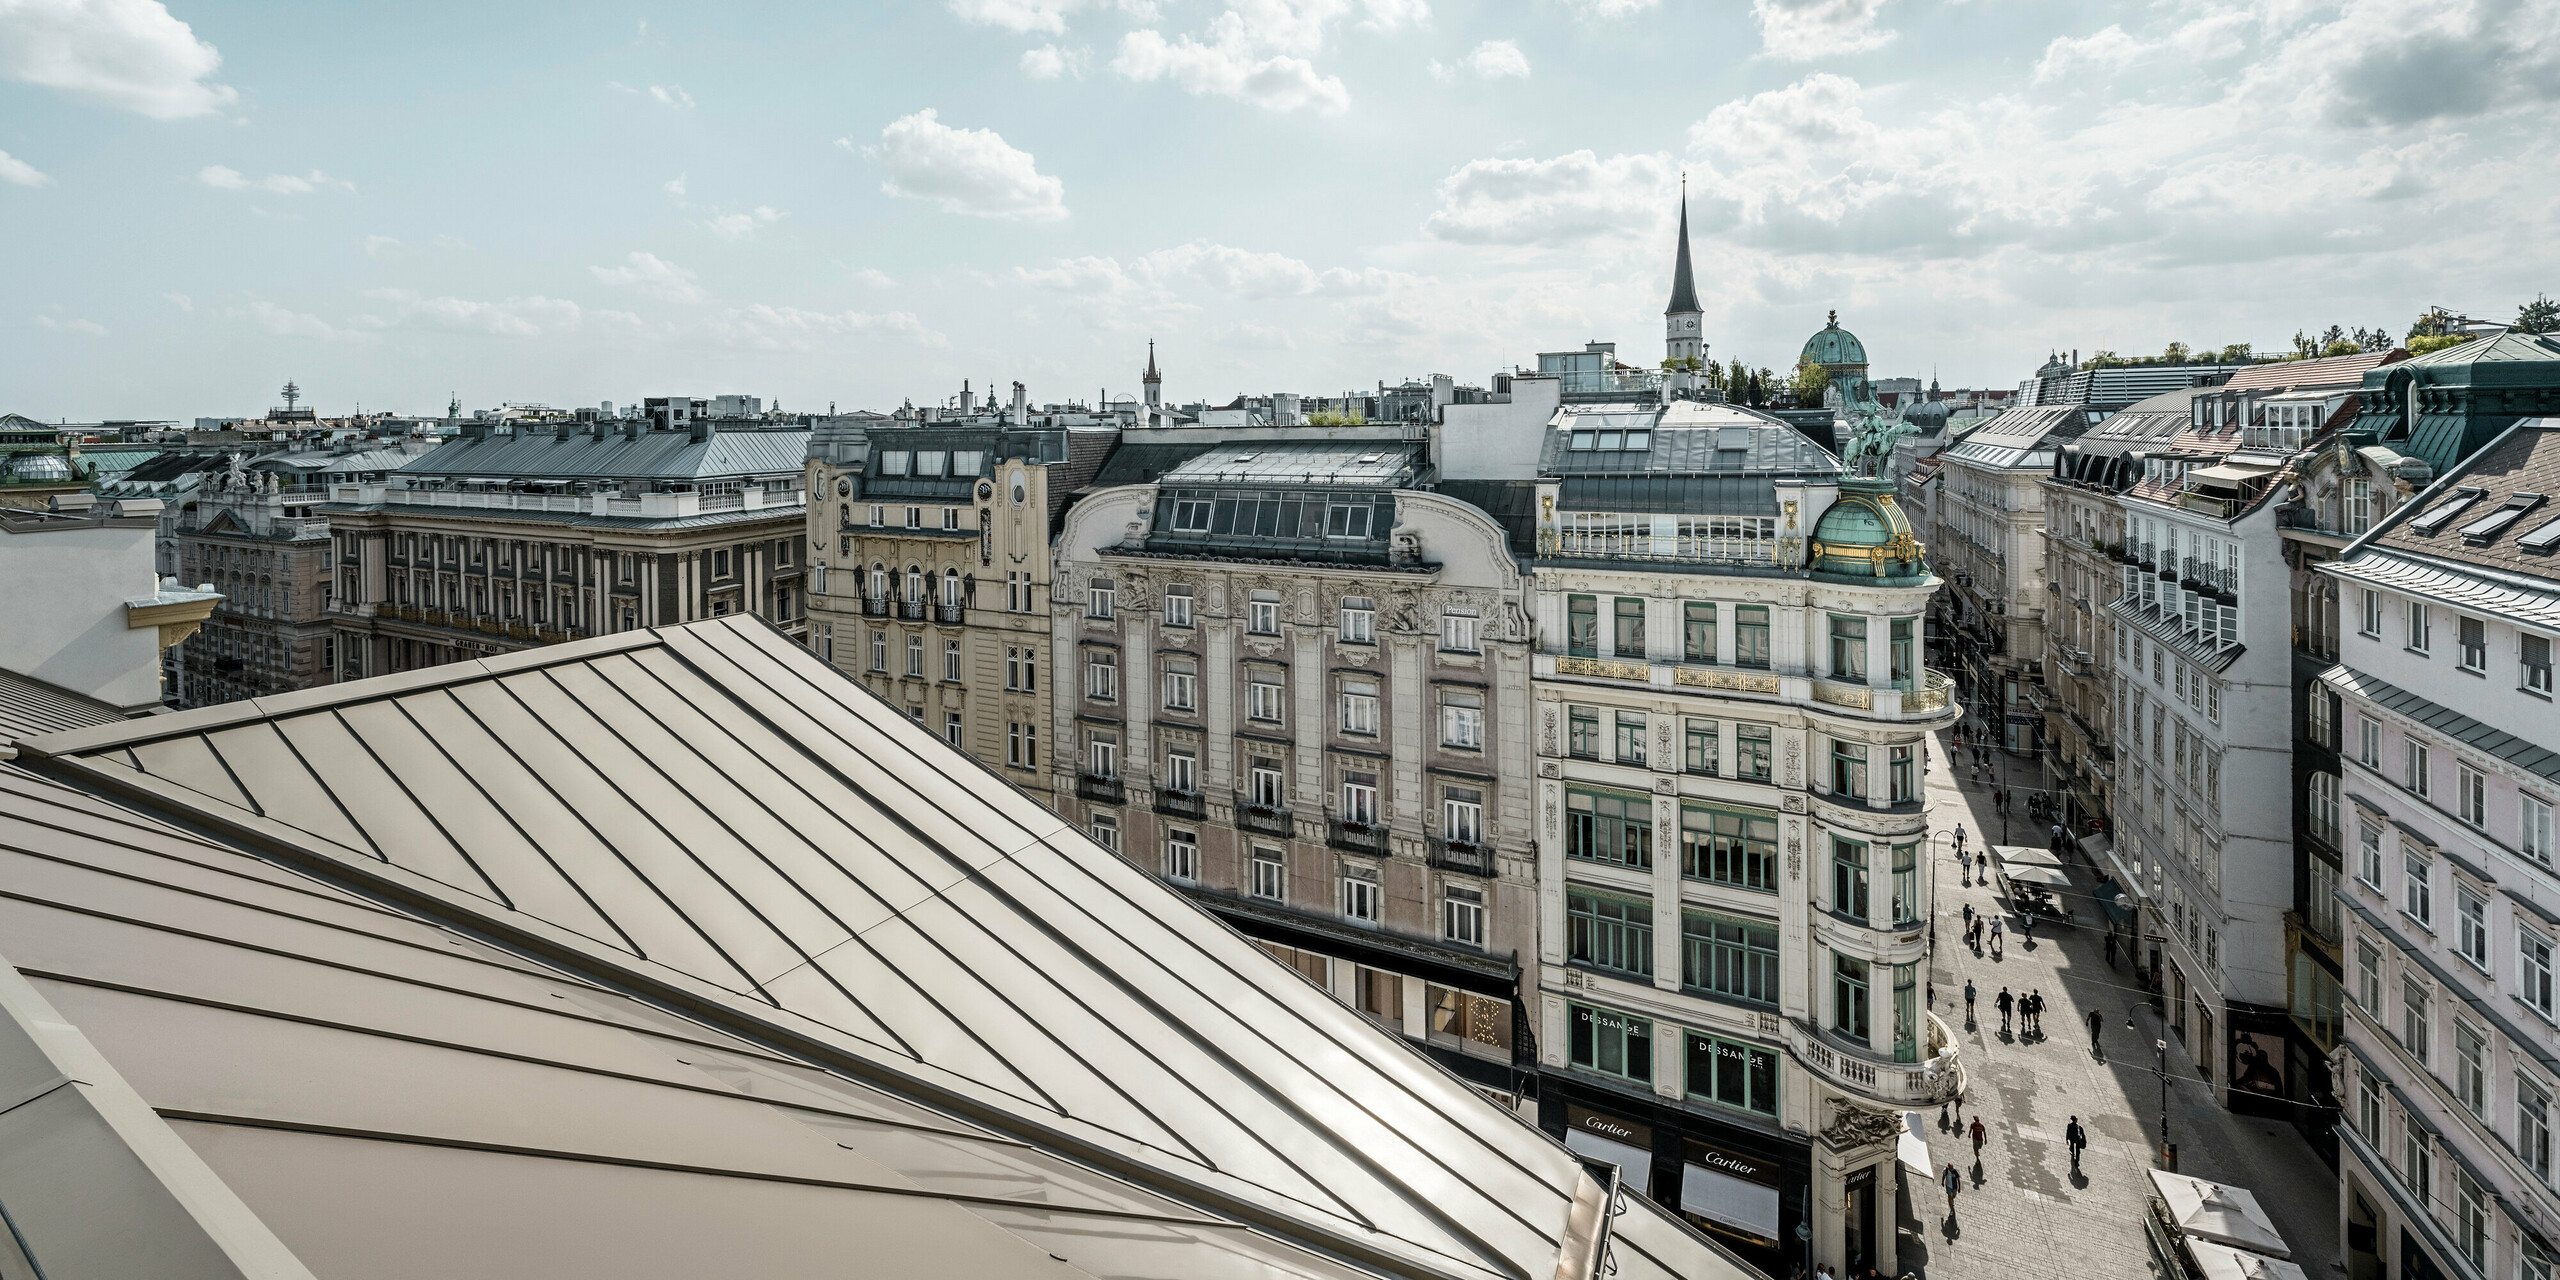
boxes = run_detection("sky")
[3,0,2557,421]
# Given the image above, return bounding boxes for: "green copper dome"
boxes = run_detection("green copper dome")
[1809,479,1928,584]
[1801,310,1869,370]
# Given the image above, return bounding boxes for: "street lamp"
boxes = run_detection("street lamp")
[2128,1007,2171,1167]
[1796,1217,1813,1280]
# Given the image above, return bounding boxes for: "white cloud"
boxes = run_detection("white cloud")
[1556,0,1658,16]
[704,304,947,349]
[865,108,1068,221]
[1020,44,1091,78]
[161,291,188,310]
[1421,149,1673,245]
[849,267,896,287]
[1144,241,1416,297]
[198,165,353,195]
[0,148,50,186]
[589,250,705,302]
[234,300,374,343]
[1426,58,1451,82]
[1112,0,1355,114]
[361,234,403,257]
[948,0,1081,34]
[35,314,106,336]
[1464,39,1528,79]
[1358,0,1428,31]
[0,0,236,119]
[2033,25,2149,84]
[663,173,687,197]
[707,205,786,241]
[1752,0,1894,61]
[648,83,695,109]
[362,288,585,338]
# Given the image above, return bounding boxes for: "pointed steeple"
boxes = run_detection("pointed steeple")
[1664,179,1701,317]
[1142,340,1162,409]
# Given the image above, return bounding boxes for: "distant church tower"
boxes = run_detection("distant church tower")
[1142,340,1162,409]
[1664,180,1705,368]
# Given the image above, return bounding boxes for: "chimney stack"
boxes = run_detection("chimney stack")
[1012,381,1028,422]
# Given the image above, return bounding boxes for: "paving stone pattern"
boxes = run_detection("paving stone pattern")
[1897,732,2343,1280]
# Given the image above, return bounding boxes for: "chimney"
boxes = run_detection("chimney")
[960,380,975,415]
[1012,381,1028,422]
[690,418,714,444]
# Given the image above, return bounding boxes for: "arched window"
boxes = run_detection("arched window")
[868,563,887,601]
[942,568,962,609]
[904,566,923,603]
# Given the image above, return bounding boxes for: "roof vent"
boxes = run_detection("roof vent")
[2409,486,2488,535]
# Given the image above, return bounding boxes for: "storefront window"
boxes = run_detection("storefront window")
[1686,1032,1779,1114]
[1570,1003,1653,1083]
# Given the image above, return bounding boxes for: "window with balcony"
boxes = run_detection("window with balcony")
[1832,839,1870,922]
[1681,914,1777,1006]
[1249,762,1285,808]
[1568,1003,1652,1083]
[1613,597,1646,657]
[1735,605,1771,668]
[1566,595,1597,658]
[1566,786,1651,869]
[1087,733,1118,781]
[1682,806,1776,891]
[1568,706,1600,759]
[1683,602,1716,663]
[1684,719,1719,775]
[1614,711,1647,766]
[1831,952,1871,1044]
[1443,789,1482,844]
[1737,724,1773,781]
[1441,690,1483,749]
[1829,615,1868,681]
[1340,770,1379,826]
[1686,1033,1778,1115]
[1567,887,1652,978]
[1891,617,1916,689]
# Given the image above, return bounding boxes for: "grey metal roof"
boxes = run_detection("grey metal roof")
[2321,547,2560,632]
[1156,442,1420,488]
[2317,662,2560,783]
[4,618,1746,1280]
[1434,479,1538,556]
[0,667,123,740]
[1556,474,1780,516]
[313,500,805,533]
[1541,406,1838,480]
[399,426,809,483]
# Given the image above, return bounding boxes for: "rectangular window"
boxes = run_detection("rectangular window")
[2357,939,2383,1012]
[1249,591,1279,635]
[2529,634,2554,694]
[2456,1022,2487,1115]
[2359,716,2381,768]
[1832,839,1871,922]
[1567,887,1653,978]
[1682,806,1777,892]
[1088,734,1118,780]
[1683,601,1716,663]
[1443,885,1485,946]
[1163,749,1198,795]
[1737,724,1773,780]
[1831,741,1867,799]
[1735,606,1771,668]
[1681,913,1778,1006]
[2406,738,2431,797]
[870,631,888,673]
[2360,819,2384,887]
[1684,719,1719,775]
[1568,706,1600,759]
[1443,788,1483,844]
[2523,1078,2554,1184]
[944,711,963,747]
[1889,745,1915,803]
[1613,597,1646,657]
[1893,843,1919,926]
[906,634,924,678]
[2456,1168,2487,1269]
[1441,690,1483,749]
[1087,651,1118,701]
[2459,887,2490,968]
[1087,579,1115,620]
[1441,611,1479,653]
[943,638,962,682]
[1829,615,1868,681]
[1164,828,1199,881]
[1565,787,1652,870]
[1090,813,1120,853]
[2359,1071,2386,1141]
[1568,1003,1653,1083]
[1566,595,1597,658]
[1684,1032,1779,1115]
[1325,503,1372,539]
[1832,952,1872,1043]
[1170,499,1212,531]
[2458,763,2486,826]
[1340,679,1379,735]
[2529,794,2557,865]
[2402,977,2431,1064]
[1249,763,1285,808]
[1164,587,1193,627]
[1614,711,1647,766]
[1340,596,1375,644]
[1890,616,1916,689]
[2405,850,2432,925]
[1163,658,1197,711]
[1341,871,1380,923]
[1340,770,1378,825]
[2361,588,2382,636]
[2525,929,2556,1018]
[2460,616,2487,671]
[2411,600,2431,652]
[1250,847,1285,900]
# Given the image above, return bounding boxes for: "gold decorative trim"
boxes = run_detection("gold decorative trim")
[1555,656,1650,683]
[1673,667,1779,694]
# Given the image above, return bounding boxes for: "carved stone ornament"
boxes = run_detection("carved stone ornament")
[1538,761,1561,779]
[1541,706,1558,757]
[1208,583,1228,613]
[1545,790,1560,838]
[1822,1100,1906,1151]
[1787,833,1803,881]
[1782,794,1808,814]
[1655,777,1675,795]
[1783,736,1803,787]
[1341,645,1376,667]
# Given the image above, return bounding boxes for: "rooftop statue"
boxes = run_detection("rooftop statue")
[1840,401,1915,480]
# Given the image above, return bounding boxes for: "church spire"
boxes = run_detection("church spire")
[1142,340,1162,409]
[1664,178,1701,317]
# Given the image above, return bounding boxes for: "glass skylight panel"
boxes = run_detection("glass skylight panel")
[2517,516,2560,553]
[877,451,911,476]
[949,450,983,474]
[2411,487,2488,534]
[1624,431,1652,450]
[1569,431,1597,450]
[2459,494,2544,543]
[915,450,947,476]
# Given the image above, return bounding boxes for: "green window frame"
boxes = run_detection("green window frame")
[1829,614,1867,681]
[1568,706,1600,759]
[1735,606,1771,669]
[1682,912,1779,1006]
[1893,962,1919,1063]
[1565,786,1653,870]
[1567,595,1598,658]
[1832,837,1870,922]
[1686,1032,1779,1115]
[1569,1002,1653,1083]
[1736,724,1773,780]
[1684,718,1719,775]
[1893,842,1919,925]
[1568,887,1654,979]
[1832,952,1871,1043]
[1614,711,1647,766]
[1831,740,1866,798]
[1683,601,1717,663]
[1890,616,1916,690]
[1614,597,1646,657]
[1682,805,1777,892]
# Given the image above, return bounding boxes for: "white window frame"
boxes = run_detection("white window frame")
[1164,828,1199,882]
[1443,885,1485,947]
[1441,612,1480,654]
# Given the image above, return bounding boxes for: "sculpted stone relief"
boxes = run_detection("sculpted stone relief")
[1541,706,1558,757]
[1822,1100,1906,1150]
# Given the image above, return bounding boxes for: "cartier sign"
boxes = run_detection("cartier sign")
[1568,1105,1651,1149]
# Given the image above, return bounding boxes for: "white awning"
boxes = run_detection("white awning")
[1680,1162,1778,1243]
[2147,1170,2292,1258]
[1566,1128,1654,1196]
[1897,1111,1933,1178]
[2188,1239,2310,1280]
[2001,863,2073,890]
[1994,845,2066,871]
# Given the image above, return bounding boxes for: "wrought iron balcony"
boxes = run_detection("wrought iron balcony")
[934,602,965,625]
[1235,797,1294,838]
[897,599,927,622]
[1075,773,1124,805]
[1329,818,1388,855]
[860,595,891,618]
[1153,787,1207,820]
[1430,838,1496,876]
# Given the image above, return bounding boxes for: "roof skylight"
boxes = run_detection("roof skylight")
[2518,516,2560,554]
[2458,493,2546,544]
[2409,487,2488,535]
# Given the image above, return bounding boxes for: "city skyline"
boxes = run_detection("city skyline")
[6,0,2559,419]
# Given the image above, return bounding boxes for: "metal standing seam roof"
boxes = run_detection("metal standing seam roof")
[2320,547,2560,632]
[3,617,1748,1280]
[1156,442,1421,487]
[2315,662,2560,784]
[0,668,124,741]
[397,428,811,482]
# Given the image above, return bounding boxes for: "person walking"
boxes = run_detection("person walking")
[2028,990,2044,1036]
[2065,1115,2088,1174]
[1969,1115,1987,1160]
[1954,823,1966,854]
[1965,978,1978,1020]
[1962,902,1974,929]
[1941,1161,1961,1211]
[1990,916,2004,957]
[1995,986,2014,1033]
[2087,1007,2106,1058]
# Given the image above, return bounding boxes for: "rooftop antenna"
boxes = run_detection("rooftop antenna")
[280,380,301,412]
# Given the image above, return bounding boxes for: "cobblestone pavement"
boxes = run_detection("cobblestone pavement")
[1898,730,2342,1280]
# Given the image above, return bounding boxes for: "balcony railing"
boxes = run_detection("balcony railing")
[1541,531,1779,568]
[1555,655,1651,684]
[934,602,965,625]
[1329,818,1388,855]
[1784,1014,1963,1110]
[1675,666,1784,695]
[1075,773,1124,805]
[861,595,891,618]
[897,599,927,622]
[1430,839,1496,876]
[1235,797,1294,838]
[1154,788,1207,820]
